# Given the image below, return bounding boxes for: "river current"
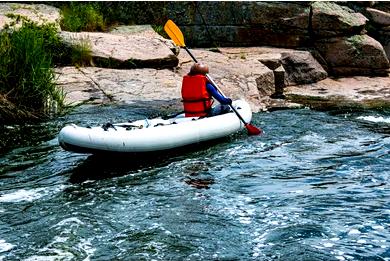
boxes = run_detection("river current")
[0,104,389,260]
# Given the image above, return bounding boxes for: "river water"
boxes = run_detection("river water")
[0,104,389,260]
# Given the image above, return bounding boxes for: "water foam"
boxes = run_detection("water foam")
[0,239,14,253]
[357,115,390,124]
[0,189,44,203]
[0,185,66,203]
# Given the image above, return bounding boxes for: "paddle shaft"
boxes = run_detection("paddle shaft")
[183,46,250,126]
[184,46,198,63]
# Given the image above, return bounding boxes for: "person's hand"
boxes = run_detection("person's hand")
[225,98,232,105]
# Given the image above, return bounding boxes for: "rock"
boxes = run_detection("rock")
[56,66,183,106]
[177,48,273,112]
[285,76,390,110]
[248,2,310,28]
[315,34,390,76]
[109,25,180,55]
[59,30,179,69]
[166,2,310,27]
[270,65,286,99]
[266,98,303,111]
[258,53,282,70]
[332,67,389,76]
[280,51,328,85]
[307,48,329,72]
[354,1,376,8]
[56,47,277,112]
[311,1,368,38]
[370,2,390,14]
[56,46,337,113]
[244,48,328,86]
[179,25,310,48]
[56,42,390,113]
[168,2,311,47]
[109,24,158,36]
[380,26,390,31]
[366,7,390,26]
[0,3,60,31]
[376,30,390,60]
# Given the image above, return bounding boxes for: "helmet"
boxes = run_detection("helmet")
[189,63,209,75]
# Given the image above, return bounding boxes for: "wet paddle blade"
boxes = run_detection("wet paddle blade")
[246,124,262,135]
[164,20,186,47]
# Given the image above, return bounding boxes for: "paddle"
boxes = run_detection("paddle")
[164,20,262,135]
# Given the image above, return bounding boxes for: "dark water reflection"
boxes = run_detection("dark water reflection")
[0,104,389,260]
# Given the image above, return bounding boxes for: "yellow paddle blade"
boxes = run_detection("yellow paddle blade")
[164,19,186,47]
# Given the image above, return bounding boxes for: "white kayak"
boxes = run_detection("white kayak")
[58,100,252,154]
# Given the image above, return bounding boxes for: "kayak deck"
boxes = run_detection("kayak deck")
[58,100,252,154]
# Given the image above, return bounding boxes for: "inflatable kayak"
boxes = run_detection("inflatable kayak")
[58,100,252,154]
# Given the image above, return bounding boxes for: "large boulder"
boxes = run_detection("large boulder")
[311,1,368,38]
[364,6,390,61]
[166,1,311,47]
[375,28,390,60]
[280,51,328,85]
[254,48,328,86]
[0,3,60,31]
[368,2,390,14]
[366,7,390,26]
[315,34,390,76]
[59,27,179,69]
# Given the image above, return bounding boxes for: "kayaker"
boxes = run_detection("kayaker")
[182,63,232,117]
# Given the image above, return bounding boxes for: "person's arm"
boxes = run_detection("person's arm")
[206,83,232,105]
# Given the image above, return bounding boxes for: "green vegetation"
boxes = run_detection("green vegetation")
[60,2,105,32]
[0,21,65,122]
[152,24,168,38]
[347,35,365,57]
[58,2,168,33]
[347,35,365,45]
[71,38,93,67]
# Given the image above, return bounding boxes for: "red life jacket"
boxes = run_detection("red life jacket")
[181,75,213,117]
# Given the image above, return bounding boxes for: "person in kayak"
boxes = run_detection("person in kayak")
[182,63,232,117]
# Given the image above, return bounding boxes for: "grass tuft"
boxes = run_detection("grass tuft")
[0,21,65,122]
[71,38,94,67]
[60,2,106,32]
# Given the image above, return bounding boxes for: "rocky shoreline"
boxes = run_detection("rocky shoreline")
[55,44,390,113]
[1,2,390,117]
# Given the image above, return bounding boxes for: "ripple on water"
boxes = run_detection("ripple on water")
[0,108,389,260]
[0,185,66,203]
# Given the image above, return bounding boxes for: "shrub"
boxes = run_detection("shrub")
[60,2,105,32]
[0,21,65,120]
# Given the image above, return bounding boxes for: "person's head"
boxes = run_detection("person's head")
[189,63,209,75]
